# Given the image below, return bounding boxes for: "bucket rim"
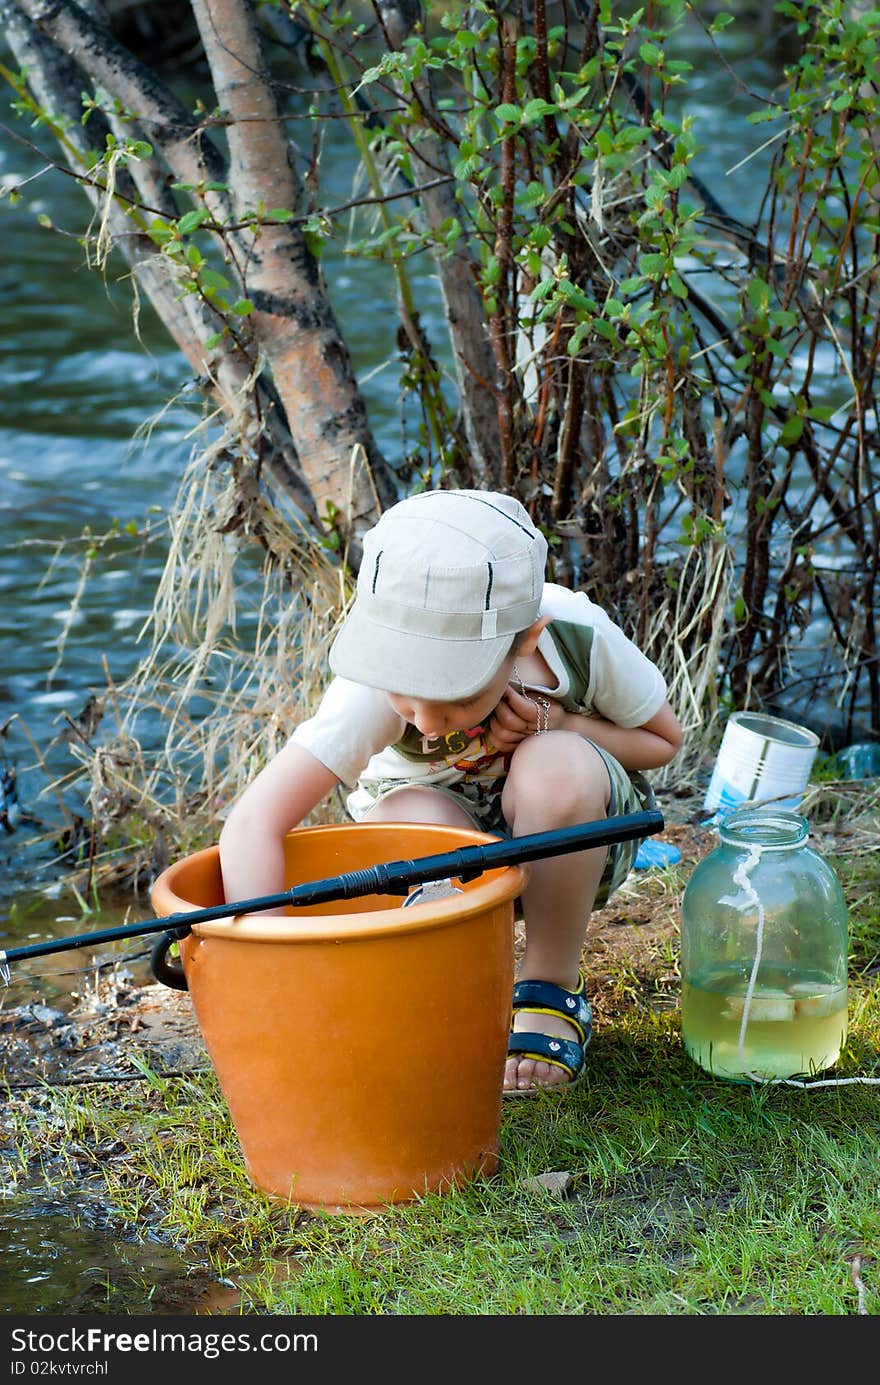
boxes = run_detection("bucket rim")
[726,710,820,749]
[151,824,525,943]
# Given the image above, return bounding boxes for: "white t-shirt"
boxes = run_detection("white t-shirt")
[289,584,667,818]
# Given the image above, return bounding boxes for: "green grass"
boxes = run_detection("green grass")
[4,826,879,1316]
[5,992,878,1314]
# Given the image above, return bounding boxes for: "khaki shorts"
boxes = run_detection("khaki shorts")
[354,742,653,910]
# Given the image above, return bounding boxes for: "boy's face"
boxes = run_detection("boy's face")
[384,653,517,739]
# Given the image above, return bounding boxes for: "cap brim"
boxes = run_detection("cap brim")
[329,604,514,700]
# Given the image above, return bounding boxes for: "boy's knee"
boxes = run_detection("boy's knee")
[503,733,609,822]
[363,785,474,828]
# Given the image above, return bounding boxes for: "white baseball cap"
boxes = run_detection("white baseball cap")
[329,489,548,699]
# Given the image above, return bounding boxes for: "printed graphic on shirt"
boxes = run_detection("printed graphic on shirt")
[394,721,508,781]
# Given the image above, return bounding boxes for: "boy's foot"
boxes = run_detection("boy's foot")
[504,976,592,1096]
[505,1010,581,1092]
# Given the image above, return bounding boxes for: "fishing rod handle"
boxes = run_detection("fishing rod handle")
[146,806,664,992]
[1,807,664,969]
[289,807,665,904]
[139,808,664,918]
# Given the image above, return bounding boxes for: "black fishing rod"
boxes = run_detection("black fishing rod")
[0,808,663,987]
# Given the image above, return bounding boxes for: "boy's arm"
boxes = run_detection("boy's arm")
[492,688,682,771]
[565,698,683,771]
[218,740,341,913]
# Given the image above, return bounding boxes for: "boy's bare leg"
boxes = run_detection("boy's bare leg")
[363,753,610,1093]
[362,785,476,830]
[501,734,611,1092]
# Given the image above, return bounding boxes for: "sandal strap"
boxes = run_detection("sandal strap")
[511,976,592,1045]
[507,1032,586,1081]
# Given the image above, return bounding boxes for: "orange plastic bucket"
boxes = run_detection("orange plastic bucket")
[150,822,523,1212]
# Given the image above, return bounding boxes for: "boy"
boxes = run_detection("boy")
[219,489,682,1095]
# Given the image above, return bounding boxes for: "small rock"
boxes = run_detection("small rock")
[519,1170,573,1196]
[22,1004,67,1029]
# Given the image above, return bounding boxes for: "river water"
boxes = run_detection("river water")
[0,43,451,1310]
[0,98,418,994]
[0,22,806,971]
[0,20,850,1314]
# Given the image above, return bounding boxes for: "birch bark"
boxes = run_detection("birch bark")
[13,0,397,548]
[190,0,397,537]
[3,0,320,527]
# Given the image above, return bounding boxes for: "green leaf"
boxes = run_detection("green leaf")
[746,276,771,312]
[779,415,804,445]
[529,277,557,303]
[516,182,547,209]
[557,280,593,311]
[177,208,210,236]
[557,84,592,112]
[453,156,482,179]
[200,268,231,292]
[522,98,558,123]
[639,252,668,277]
[495,104,522,125]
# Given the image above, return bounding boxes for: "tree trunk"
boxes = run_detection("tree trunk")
[13,0,397,549]
[190,0,397,538]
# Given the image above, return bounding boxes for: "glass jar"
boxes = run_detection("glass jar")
[680,808,849,1081]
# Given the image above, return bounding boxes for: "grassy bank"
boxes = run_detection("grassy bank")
[3,801,879,1316]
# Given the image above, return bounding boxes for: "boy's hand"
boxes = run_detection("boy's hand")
[487,683,558,750]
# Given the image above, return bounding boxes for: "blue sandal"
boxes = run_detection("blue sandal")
[504,975,592,1098]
